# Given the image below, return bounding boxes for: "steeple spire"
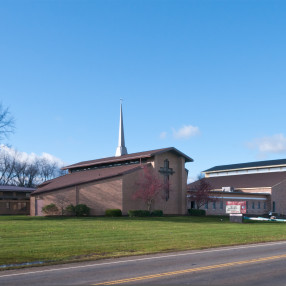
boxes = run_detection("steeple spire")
[115,99,128,157]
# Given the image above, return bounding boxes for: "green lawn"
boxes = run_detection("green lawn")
[1,215,286,267]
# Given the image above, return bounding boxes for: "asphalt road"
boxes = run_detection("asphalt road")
[1,241,286,285]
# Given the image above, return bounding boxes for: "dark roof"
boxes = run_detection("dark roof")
[188,171,286,190]
[187,189,270,196]
[0,185,36,192]
[204,158,286,173]
[62,147,193,170]
[33,164,146,195]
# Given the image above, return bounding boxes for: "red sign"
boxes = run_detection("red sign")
[226,201,247,214]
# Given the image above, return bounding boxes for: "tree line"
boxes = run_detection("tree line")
[0,102,64,187]
[0,148,65,187]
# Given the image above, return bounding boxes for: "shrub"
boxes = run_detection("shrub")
[188,209,206,216]
[65,204,76,215]
[74,204,90,216]
[151,210,163,217]
[105,209,122,217]
[128,210,151,217]
[42,203,58,215]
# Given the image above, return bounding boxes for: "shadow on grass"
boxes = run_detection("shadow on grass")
[0,215,230,224]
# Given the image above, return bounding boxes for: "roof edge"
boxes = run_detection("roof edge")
[33,164,148,196]
[62,147,193,170]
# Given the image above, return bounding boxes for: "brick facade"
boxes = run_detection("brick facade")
[30,148,191,216]
[0,186,34,215]
[122,152,188,215]
[271,180,286,215]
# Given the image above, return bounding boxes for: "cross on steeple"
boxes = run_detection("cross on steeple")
[159,159,174,201]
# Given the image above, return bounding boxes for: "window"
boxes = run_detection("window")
[252,202,255,209]
[246,201,249,209]
[213,202,216,210]
[273,201,276,212]
[258,202,261,209]
[205,202,208,209]
[6,202,9,209]
[220,201,223,210]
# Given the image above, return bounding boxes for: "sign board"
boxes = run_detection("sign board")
[229,213,243,223]
[226,201,246,214]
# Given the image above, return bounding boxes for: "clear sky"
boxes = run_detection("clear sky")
[1,0,286,181]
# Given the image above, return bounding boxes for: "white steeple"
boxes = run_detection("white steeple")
[115,99,128,157]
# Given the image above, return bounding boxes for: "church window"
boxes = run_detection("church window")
[213,202,216,209]
[246,201,248,209]
[258,202,261,209]
[220,201,223,210]
[252,202,255,209]
[273,201,276,212]
[205,202,208,209]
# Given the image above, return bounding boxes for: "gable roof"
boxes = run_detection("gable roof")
[62,147,193,171]
[188,171,286,190]
[204,158,286,173]
[0,185,35,192]
[33,164,146,195]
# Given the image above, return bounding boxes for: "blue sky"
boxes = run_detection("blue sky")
[1,0,286,181]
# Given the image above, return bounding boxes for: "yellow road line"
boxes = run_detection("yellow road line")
[93,253,286,285]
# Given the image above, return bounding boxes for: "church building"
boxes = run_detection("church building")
[187,159,286,216]
[30,102,193,216]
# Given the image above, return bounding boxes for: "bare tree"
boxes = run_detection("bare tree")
[0,103,15,141]
[13,160,40,187]
[187,178,219,210]
[0,146,64,187]
[54,194,72,215]
[0,149,17,184]
[39,158,59,182]
[133,165,169,211]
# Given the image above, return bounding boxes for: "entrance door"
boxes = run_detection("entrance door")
[35,199,43,216]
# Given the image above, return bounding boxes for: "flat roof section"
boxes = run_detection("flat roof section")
[204,158,286,173]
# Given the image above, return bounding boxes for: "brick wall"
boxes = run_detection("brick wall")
[272,180,286,215]
[78,177,122,215]
[0,200,30,215]
[31,177,123,216]
[122,152,188,215]
[188,193,270,216]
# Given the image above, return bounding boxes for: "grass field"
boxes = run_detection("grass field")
[1,215,286,267]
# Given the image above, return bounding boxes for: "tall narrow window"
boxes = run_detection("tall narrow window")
[191,201,195,209]
[258,202,261,209]
[252,202,255,209]
[205,202,208,210]
[213,202,216,210]
[273,201,276,212]
[220,201,223,210]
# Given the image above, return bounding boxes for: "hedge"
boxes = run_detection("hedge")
[65,204,90,216]
[65,204,75,215]
[151,210,163,216]
[188,209,206,216]
[105,209,122,217]
[128,210,151,217]
[42,203,58,215]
